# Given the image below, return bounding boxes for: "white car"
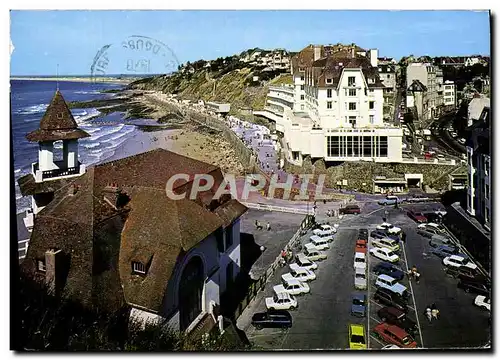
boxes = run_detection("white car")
[354,267,367,290]
[265,292,298,311]
[375,274,408,297]
[308,235,330,251]
[302,244,327,262]
[376,222,402,235]
[369,247,400,263]
[424,222,446,234]
[292,254,318,271]
[474,295,491,311]
[382,345,401,350]
[451,132,458,138]
[273,277,310,296]
[372,238,400,252]
[285,264,316,282]
[443,255,478,270]
[312,229,335,242]
[458,138,466,145]
[318,224,337,233]
[354,252,367,271]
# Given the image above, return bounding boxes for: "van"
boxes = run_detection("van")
[373,238,400,252]
[309,235,330,250]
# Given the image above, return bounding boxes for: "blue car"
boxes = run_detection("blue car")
[371,230,400,242]
[431,245,462,259]
[372,262,405,281]
[351,294,367,317]
[378,196,399,206]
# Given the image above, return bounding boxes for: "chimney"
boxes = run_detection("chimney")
[45,249,63,295]
[313,45,321,61]
[370,49,378,67]
[351,47,355,58]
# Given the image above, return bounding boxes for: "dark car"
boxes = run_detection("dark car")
[454,267,489,284]
[340,204,361,215]
[429,234,453,247]
[374,229,401,242]
[370,230,393,239]
[457,279,490,296]
[373,262,405,281]
[251,310,292,330]
[431,244,460,259]
[377,307,418,336]
[351,293,367,317]
[373,288,408,312]
[407,209,428,223]
[359,228,368,236]
[358,228,368,240]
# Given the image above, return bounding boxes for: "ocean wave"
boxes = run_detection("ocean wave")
[74,90,102,95]
[14,168,21,174]
[74,108,101,123]
[15,103,48,115]
[23,117,40,123]
[106,126,135,143]
[90,124,126,141]
[81,126,102,134]
[83,142,101,149]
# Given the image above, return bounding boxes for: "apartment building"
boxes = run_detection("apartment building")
[258,44,403,164]
[406,63,443,121]
[443,80,457,107]
[378,64,397,96]
[466,108,490,230]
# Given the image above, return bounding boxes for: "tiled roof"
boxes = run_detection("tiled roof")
[21,149,248,314]
[26,90,90,142]
[407,79,427,92]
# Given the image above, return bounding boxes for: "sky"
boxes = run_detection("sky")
[10,10,491,76]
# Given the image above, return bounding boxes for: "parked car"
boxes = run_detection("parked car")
[351,294,367,317]
[376,222,402,235]
[308,235,330,251]
[251,310,292,330]
[423,222,446,234]
[373,288,408,312]
[316,224,337,234]
[340,204,361,215]
[312,229,334,242]
[474,295,491,311]
[354,267,367,290]
[358,228,369,238]
[354,252,367,271]
[378,195,399,206]
[458,137,466,145]
[348,324,367,349]
[373,323,417,348]
[377,307,418,335]
[407,209,428,223]
[429,234,454,247]
[371,230,400,242]
[372,262,405,281]
[375,274,408,298]
[273,277,310,296]
[372,237,400,252]
[430,244,460,259]
[355,239,367,254]
[293,254,318,271]
[370,247,400,263]
[382,344,401,349]
[457,279,490,296]
[284,265,316,282]
[302,244,327,262]
[265,292,298,311]
[443,255,478,270]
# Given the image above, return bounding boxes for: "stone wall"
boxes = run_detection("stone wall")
[284,156,462,193]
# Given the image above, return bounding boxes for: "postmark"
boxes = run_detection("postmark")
[90,35,180,81]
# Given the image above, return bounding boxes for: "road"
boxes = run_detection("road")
[237,201,491,350]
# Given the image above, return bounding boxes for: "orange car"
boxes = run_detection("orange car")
[355,239,367,254]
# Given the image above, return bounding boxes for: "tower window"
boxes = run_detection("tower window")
[132,261,146,275]
[38,259,46,272]
[57,112,64,119]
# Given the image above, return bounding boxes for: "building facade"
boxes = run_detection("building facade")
[258,44,403,164]
[443,80,457,107]
[406,63,443,121]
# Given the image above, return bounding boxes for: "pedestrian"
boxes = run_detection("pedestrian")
[414,271,421,284]
[323,199,326,204]
[407,269,414,280]
[431,306,439,320]
[266,222,271,231]
[411,265,418,276]
[425,307,432,322]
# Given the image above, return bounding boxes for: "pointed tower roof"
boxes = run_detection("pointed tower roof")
[26,90,90,142]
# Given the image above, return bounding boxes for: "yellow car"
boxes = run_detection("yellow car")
[349,324,367,350]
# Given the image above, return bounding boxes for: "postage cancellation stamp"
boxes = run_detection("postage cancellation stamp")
[90,35,180,81]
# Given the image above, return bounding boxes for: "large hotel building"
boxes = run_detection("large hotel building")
[256,44,403,164]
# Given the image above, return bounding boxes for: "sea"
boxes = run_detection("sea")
[11,79,150,214]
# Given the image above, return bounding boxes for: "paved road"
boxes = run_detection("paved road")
[237,202,491,350]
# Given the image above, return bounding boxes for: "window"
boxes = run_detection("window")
[57,112,64,119]
[369,101,375,110]
[387,74,390,79]
[485,207,490,224]
[299,67,304,72]
[327,101,332,109]
[300,85,305,90]
[300,104,304,110]
[38,259,46,272]
[326,78,333,84]
[132,261,146,275]
[349,89,356,97]
[327,89,332,98]
[484,156,490,175]
[363,136,372,157]
[349,102,356,111]
[348,76,355,86]
[369,89,374,93]
[379,136,388,157]
[349,116,356,127]
[369,115,374,124]
[300,94,304,100]
[300,76,304,81]
[485,183,489,199]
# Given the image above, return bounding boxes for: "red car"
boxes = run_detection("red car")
[355,239,367,254]
[340,204,361,215]
[407,209,427,223]
[373,323,417,348]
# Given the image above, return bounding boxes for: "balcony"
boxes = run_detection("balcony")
[32,161,86,183]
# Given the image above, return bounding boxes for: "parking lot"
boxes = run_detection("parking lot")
[237,200,491,350]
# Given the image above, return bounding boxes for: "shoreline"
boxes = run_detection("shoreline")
[10,77,134,85]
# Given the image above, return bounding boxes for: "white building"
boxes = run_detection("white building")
[257,44,403,164]
[466,108,490,230]
[443,80,457,107]
[465,57,481,67]
[467,96,490,127]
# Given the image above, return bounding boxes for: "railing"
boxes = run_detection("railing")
[42,165,81,180]
[240,201,314,215]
